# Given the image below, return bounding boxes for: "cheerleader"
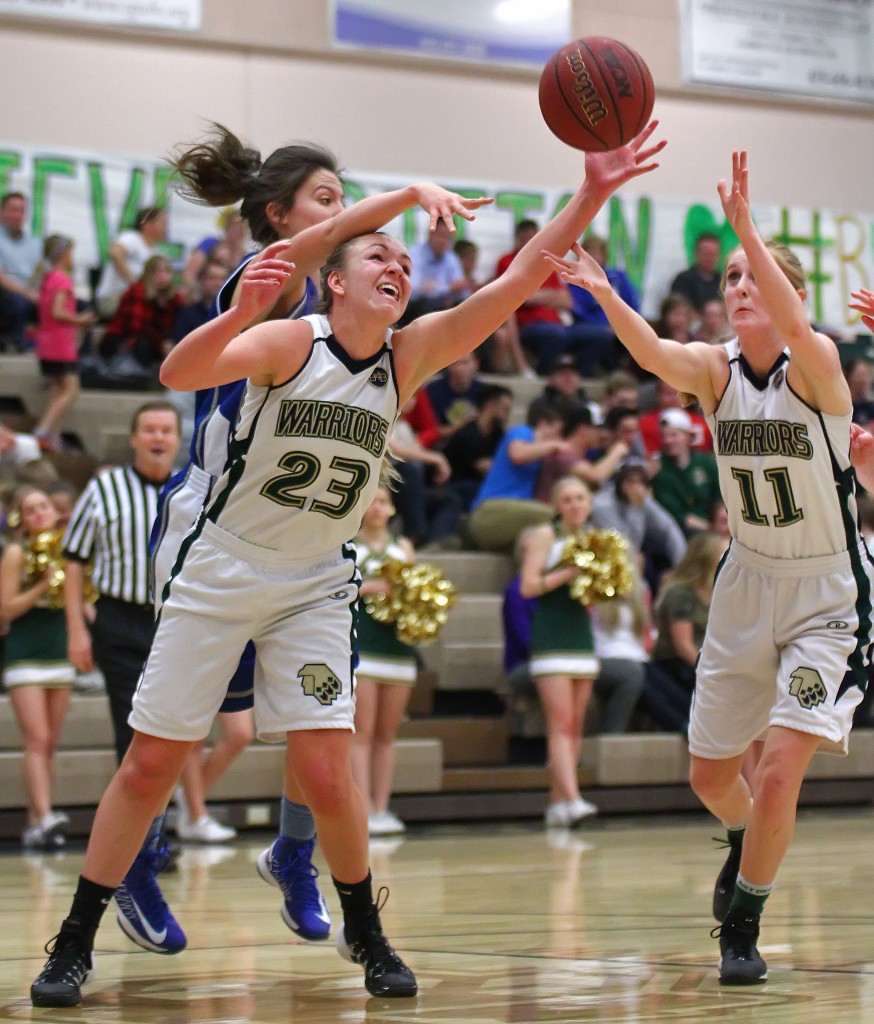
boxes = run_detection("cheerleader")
[520,476,600,828]
[352,485,417,837]
[0,487,75,847]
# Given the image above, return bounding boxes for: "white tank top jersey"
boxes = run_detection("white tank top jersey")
[705,339,861,560]
[205,314,399,557]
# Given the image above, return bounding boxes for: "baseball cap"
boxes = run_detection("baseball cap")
[659,407,695,433]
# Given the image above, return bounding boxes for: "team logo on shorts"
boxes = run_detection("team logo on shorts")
[788,666,827,709]
[298,663,343,706]
[369,367,389,388]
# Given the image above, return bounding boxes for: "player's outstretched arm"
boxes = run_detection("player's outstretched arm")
[544,243,718,405]
[161,242,302,391]
[393,122,666,398]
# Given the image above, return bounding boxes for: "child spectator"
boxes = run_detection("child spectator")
[33,236,95,453]
[101,255,184,370]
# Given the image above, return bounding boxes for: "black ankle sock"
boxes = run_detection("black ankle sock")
[333,872,373,939]
[67,875,116,939]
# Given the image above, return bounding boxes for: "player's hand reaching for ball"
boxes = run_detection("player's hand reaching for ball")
[583,120,666,200]
[236,239,296,324]
[717,151,754,236]
[849,288,874,333]
[541,242,611,300]
[412,184,493,232]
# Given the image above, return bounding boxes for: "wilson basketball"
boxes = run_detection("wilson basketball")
[538,37,654,152]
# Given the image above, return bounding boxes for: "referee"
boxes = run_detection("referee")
[63,400,180,763]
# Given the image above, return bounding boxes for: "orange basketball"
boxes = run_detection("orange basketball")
[538,36,655,152]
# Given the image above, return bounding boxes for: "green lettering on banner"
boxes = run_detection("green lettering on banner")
[120,167,146,230]
[774,209,831,323]
[494,191,544,227]
[682,204,737,265]
[608,196,651,291]
[31,158,76,239]
[0,152,22,203]
[343,180,365,205]
[87,161,111,264]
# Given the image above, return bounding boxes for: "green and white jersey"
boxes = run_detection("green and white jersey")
[706,339,860,559]
[355,536,408,578]
[206,314,398,557]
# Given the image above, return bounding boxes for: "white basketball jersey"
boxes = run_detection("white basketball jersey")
[206,314,398,556]
[706,339,860,559]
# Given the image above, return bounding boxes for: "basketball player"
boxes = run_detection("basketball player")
[30,120,664,1008]
[543,150,874,986]
[145,125,491,950]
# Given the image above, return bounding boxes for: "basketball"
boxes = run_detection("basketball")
[538,37,655,152]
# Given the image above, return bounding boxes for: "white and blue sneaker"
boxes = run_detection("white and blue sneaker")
[257,836,331,941]
[114,843,187,954]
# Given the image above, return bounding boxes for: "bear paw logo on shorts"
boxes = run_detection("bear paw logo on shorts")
[298,663,342,706]
[369,367,388,388]
[788,666,827,710]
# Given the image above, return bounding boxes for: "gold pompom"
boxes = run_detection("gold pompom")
[559,529,634,606]
[364,559,457,646]
[21,529,98,609]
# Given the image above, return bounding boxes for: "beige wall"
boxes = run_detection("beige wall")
[1,1,873,207]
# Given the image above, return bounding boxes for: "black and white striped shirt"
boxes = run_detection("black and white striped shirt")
[63,465,165,607]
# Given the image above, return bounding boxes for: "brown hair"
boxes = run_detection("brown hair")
[655,531,725,611]
[130,400,181,435]
[171,123,339,248]
[721,241,806,295]
[314,232,391,315]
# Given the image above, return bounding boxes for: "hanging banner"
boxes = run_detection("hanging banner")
[0,0,201,31]
[1,140,872,335]
[681,0,874,106]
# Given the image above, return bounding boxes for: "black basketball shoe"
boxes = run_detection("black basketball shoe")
[335,889,417,997]
[712,833,743,923]
[31,921,94,1007]
[714,908,768,986]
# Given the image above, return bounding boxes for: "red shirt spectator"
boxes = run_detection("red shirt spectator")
[400,388,441,449]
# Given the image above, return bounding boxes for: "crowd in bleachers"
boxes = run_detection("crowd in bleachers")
[2,179,874,843]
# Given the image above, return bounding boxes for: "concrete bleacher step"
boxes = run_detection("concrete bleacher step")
[420,641,507,693]
[423,551,514,595]
[398,714,509,766]
[439,594,503,643]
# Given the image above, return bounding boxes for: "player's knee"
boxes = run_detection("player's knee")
[120,735,186,798]
[689,759,727,802]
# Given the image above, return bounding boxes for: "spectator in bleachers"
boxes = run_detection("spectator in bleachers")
[708,498,731,540]
[651,408,722,537]
[845,356,874,427]
[535,404,630,501]
[590,560,650,733]
[668,232,723,313]
[0,486,75,848]
[602,404,646,460]
[425,352,486,442]
[351,484,418,837]
[172,259,227,343]
[399,387,441,449]
[638,379,712,455]
[521,476,599,827]
[0,424,57,489]
[45,479,78,531]
[100,255,184,371]
[403,220,468,323]
[467,399,566,552]
[655,292,697,346]
[567,234,636,375]
[181,207,248,294]
[540,351,589,407]
[589,459,686,596]
[33,235,96,454]
[455,238,533,376]
[598,369,641,415]
[388,412,461,548]
[640,531,727,732]
[0,192,42,351]
[95,206,168,320]
[496,219,576,375]
[696,297,732,345]
[443,383,512,512]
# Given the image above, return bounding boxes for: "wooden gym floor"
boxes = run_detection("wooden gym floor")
[3,808,874,1022]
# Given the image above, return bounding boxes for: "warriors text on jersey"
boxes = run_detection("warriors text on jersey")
[706,340,860,559]
[205,314,399,556]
